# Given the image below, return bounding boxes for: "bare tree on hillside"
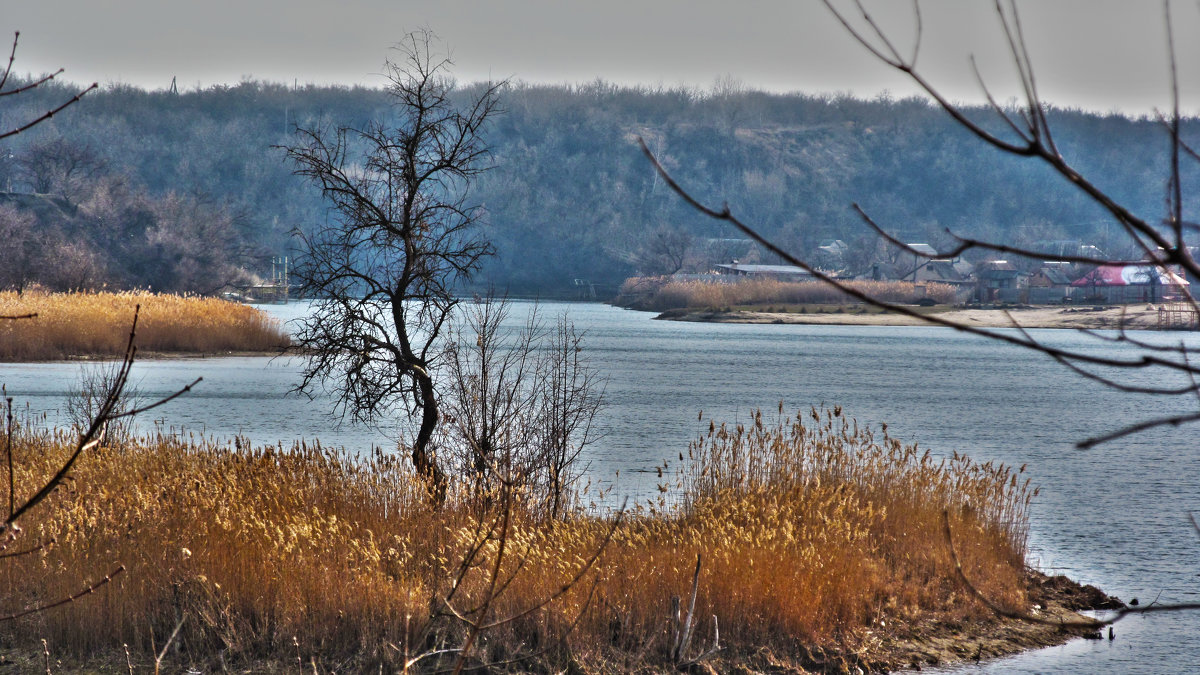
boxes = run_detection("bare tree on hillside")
[642,0,1200,448]
[0,204,40,293]
[633,224,694,275]
[284,30,503,501]
[17,136,107,196]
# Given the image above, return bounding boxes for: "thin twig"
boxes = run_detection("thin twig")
[0,565,125,622]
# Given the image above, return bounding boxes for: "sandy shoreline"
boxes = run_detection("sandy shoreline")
[658,304,1177,330]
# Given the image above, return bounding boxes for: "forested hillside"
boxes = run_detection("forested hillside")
[0,78,1191,295]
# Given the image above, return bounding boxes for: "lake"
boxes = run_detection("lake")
[2,300,1198,673]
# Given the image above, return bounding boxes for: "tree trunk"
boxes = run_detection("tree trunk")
[413,371,448,505]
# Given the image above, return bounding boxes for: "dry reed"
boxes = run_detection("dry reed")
[620,276,960,311]
[0,290,289,360]
[0,406,1033,670]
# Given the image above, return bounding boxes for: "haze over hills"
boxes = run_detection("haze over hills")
[0,79,1191,295]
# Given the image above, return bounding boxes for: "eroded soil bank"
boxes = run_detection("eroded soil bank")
[690,569,1121,674]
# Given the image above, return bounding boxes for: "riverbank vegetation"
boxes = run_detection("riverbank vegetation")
[1,406,1049,671]
[616,276,959,312]
[0,290,289,360]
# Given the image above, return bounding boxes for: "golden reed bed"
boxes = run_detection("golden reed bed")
[619,276,960,311]
[0,291,290,360]
[1,407,1036,671]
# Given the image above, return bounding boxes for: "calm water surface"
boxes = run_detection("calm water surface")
[3,301,1198,673]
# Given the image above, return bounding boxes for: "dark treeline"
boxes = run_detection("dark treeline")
[0,77,1191,295]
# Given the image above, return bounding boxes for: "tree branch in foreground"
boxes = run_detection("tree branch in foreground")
[943,510,1200,627]
[638,137,1200,445]
[0,31,98,140]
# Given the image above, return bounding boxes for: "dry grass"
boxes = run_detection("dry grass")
[0,406,1033,671]
[0,290,289,360]
[619,276,961,311]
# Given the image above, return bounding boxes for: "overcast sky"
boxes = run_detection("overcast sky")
[5,1,1199,115]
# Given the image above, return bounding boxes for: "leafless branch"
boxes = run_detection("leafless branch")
[1076,410,1200,449]
[478,501,624,631]
[852,203,1130,266]
[0,82,99,141]
[440,497,624,673]
[639,137,1200,373]
[4,306,200,530]
[0,536,54,560]
[0,565,125,622]
[640,0,1200,447]
[0,32,98,140]
[153,614,186,673]
[821,0,1193,277]
[108,377,203,419]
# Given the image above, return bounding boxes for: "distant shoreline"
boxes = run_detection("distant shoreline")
[59,349,287,362]
[655,304,1172,330]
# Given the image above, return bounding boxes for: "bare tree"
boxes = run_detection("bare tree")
[440,297,543,493]
[534,314,605,518]
[633,224,693,276]
[66,360,145,446]
[17,136,107,197]
[284,30,503,500]
[641,0,1200,448]
[0,204,40,293]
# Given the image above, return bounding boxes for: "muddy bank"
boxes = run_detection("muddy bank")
[656,304,1169,330]
[693,569,1121,674]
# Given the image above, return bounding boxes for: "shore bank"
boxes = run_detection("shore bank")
[0,568,1119,673]
[848,569,1121,673]
[656,304,1169,330]
[706,569,1119,673]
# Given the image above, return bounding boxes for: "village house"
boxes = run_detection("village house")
[1070,263,1190,303]
[974,260,1028,302]
[1026,262,1076,303]
[713,262,814,282]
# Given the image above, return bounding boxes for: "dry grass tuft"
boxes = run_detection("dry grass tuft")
[0,290,289,360]
[0,406,1033,670]
[619,276,961,311]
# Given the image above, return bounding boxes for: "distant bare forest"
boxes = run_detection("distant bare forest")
[0,79,1189,295]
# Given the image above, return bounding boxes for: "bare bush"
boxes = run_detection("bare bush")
[440,297,604,518]
[66,361,143,447]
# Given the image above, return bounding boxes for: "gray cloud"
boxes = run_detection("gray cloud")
[3,1,1195,114]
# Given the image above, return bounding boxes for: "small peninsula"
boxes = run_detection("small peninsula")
[0,291,290,361]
